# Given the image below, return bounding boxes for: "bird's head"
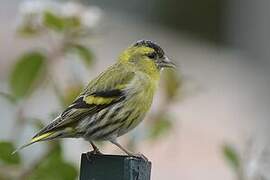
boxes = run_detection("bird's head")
[119,40,175,74]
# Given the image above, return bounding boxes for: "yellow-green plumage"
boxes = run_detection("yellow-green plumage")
[14,40,175,156]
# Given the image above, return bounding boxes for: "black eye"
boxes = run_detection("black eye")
[147,52,157,59]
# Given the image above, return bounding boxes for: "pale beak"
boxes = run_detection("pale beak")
[158,56,176,69]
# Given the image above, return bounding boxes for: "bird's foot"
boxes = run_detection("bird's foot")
[109,139,148,161]
[88,148,103,155]
[86,149,103,161]
[95,148,103,154]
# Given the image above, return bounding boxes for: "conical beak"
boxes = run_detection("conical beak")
[158,56,176,69]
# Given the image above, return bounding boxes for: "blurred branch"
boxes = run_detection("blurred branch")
[0,92,17,104]
[10,106,26,141]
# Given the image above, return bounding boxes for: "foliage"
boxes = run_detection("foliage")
[222,143,244,180]
[9,51,46,99]
[0,92,17,104]
[62,84,83,106]
[66,44,94,67]
[222,144,241,171]
[0,142,21,165]
[28,144,77,180]
[163,69,181,100]
[43,11,81,32]
[222,140,270,180]
[148,115,172,140]
[0,1,101,179]
[0,0,181,179]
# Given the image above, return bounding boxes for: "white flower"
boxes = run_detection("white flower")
[16,0,102,33]
[18,0,61,28]
[19,0,60,15]
[81,6,102,29]
[60,1,102,30]
[19,0,45,15]
[61,2,84,17]
[243,138,270,180]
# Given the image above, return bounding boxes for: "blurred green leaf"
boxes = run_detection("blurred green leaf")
[149,115,172,140]
[0,141,21,165]
[9,51,46,99]
[0,92,17,104]
[29,144,77,180]
[63,17,81,30]
[63,85,83,107]
[17,24,40,37]
[222,144,241,170]
[163,69,181,100]
[0,174,9,180]
[16,14,42,37]
[43,11,65,31]
[30,118,45,130]
[43,11,80,32]
[66,44,94,66]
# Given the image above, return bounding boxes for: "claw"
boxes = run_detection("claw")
[109,139,149,161]
[86,150,103,161]
[92,148,103,155]
[89,141,102,155]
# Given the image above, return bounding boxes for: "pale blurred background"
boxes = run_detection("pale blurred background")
[0,0,270,180]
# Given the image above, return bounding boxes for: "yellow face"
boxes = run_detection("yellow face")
[118,40,175,73]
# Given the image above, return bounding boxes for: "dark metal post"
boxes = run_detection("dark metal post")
[80,154,151,180]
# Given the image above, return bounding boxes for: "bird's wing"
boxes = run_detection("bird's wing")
[33,64,135,138]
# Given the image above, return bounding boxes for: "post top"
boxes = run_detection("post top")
[80,153,152,180]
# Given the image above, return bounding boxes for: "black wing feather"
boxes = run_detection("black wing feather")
[33,89,126,138]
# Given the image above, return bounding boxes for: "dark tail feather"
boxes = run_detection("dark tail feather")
[12,131,55,155]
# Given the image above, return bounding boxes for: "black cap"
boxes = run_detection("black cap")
[133,40,165,58]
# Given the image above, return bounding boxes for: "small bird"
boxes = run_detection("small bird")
[14,40,175,157]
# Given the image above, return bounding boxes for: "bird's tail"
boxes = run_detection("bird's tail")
[12,131,56,155]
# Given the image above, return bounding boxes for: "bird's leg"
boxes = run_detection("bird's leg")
[110,139,148,161]
[86,141,103,161]
[89,141,102,154]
